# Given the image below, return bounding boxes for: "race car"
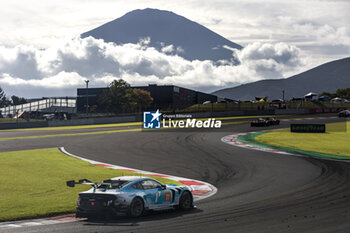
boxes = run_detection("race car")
[338,110,350,117]
[250,117,280,127]
[66,176,194,218]
[266,117,280,125]
[251,118,268,127]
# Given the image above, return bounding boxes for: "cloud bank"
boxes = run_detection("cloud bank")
[0,37,302,97]
[0,0,348,80]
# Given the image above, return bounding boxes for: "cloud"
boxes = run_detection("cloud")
[235,42,302,77]
[293,23,350,47]
[0,45,41,79]
[0,37,303,97]
[0,0,349,91]
[161,44,174,54]
[0,72,85,88]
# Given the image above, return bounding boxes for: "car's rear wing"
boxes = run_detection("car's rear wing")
[66,179,112,189]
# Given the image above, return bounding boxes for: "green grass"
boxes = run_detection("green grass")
[0,148,182,221]
[255,122,350,157]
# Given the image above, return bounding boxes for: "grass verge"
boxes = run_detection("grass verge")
[0,148,182,222]
[255,121,350,157]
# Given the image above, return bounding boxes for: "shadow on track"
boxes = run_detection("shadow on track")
[82,208,202,227]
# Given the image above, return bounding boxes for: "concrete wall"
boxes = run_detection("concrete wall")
[275,109,309,115]
[42,107,76,114]
[0,121,48,130]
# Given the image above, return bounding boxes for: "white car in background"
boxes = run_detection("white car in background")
[338,110,350,117]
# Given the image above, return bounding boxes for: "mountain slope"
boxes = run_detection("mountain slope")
[81,8,242,61]
[213,57,350,100]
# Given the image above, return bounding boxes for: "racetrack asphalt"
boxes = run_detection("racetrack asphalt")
[1,114,350,233]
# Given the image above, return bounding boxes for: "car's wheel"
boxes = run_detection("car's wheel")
[129,197,144,217]
[179,191,192,210]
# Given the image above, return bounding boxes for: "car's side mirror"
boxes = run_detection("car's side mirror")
[161,184,166,190]
[66,180,75,187]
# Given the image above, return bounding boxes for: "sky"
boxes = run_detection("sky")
[0,0,349,98]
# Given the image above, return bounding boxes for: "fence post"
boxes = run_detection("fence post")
[16,111,19,128]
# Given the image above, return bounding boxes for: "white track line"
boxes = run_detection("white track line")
[59,147,217,201]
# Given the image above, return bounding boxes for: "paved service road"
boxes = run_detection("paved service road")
[1,115,350,233]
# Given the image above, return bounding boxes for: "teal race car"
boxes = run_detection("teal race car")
[66,176,194,218]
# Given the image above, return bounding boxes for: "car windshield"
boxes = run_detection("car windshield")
[96,180,130,190]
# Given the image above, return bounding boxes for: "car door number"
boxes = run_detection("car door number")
[164,191,171,202]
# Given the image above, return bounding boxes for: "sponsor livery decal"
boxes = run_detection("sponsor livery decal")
[164,191,172,202]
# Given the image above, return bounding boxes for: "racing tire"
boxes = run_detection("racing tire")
[128,197,144,217]
[179,191,192,210]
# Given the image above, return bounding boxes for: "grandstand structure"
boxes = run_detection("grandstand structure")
[0,97,76,116]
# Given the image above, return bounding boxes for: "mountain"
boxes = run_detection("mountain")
[81,8,242,62]
[212,57,350,100]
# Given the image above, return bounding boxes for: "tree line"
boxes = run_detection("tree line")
[320,88,350,100]
[96,79,153,113]
[0,87,28,108]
